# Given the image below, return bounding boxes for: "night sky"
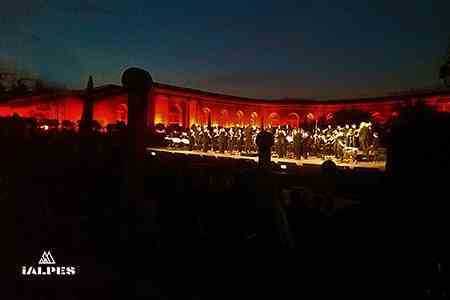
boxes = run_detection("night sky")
[1,0,449,99]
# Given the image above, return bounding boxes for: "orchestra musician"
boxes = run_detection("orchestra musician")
[244,125,253,153]
[353,124,360,148]
[334,131,346,161]
[227,128,235,153]
[212,126,219,151]
[201,127,210,152]
[277,129,287,158]
[346,124,353,147]
[238,128,244,153]
[359,122,370,155]
[161,120,383,163]
[195,126,202,150]
[218,128,226,153]
[188,130,195,151]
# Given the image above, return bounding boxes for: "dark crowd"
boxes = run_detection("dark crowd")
[7,100,450,299]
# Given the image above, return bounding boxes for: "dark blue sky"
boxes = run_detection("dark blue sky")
[1,0,449,99]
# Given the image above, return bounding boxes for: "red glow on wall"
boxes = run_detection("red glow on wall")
[1,84,449,128]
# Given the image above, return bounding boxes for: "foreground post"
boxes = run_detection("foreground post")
[121,67,153,212]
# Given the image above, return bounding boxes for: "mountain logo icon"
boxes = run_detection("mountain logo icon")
[38,251,55,265]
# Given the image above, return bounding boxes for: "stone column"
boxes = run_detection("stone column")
[189,99,198,127]
[121,67,153,212]
[184,100,190,128]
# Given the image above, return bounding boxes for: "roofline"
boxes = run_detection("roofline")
[2,82,450,106]
[152,82,450,104]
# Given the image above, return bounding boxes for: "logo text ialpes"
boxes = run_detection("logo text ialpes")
[21,250,76,276]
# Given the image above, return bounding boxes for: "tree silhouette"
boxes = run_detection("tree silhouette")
[439,37,450,86]
[386,99,450,211]
[15,79,29,94]
[383,100,450,295]
[0,82,5,94]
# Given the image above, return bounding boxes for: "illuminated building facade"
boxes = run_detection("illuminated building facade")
[1,82,449,128]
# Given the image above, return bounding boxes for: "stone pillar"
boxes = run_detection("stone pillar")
[121,67,153,211]
[160,96,169,126]
[184,101,189,129]
[189,99,198,127]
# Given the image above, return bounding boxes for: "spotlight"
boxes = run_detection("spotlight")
[150,151,156,156]
[280,164,287,170]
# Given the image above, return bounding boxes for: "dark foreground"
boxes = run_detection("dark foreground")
[9,133,449,299]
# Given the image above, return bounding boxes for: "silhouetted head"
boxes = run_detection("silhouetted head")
[321,160,337,177]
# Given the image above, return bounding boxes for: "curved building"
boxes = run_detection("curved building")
[1,81,449,127]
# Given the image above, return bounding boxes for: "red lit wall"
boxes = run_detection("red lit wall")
[93,95,128,127]
[0,95,84,122]
[1,84,449,128]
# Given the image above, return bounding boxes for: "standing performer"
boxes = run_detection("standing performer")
[300,129,309,159]
[244,125,253,153]
[227,128,235,153]
[212,126,219,151]
[188,128,195,151]
[277,129,287,158]
[286,129,294,157]
[353,124,360,148]
[359,122,369,155]
[195,125,202,150]
[335,130,346,161]
[218,128,226,153]
[293,129,302,159]
[368,131,380,161]
[346,124,354,147]
[253,128,260,152]
[238,128,244,153]
[201,127,210,152]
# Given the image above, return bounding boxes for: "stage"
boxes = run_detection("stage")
[147,147,386,171]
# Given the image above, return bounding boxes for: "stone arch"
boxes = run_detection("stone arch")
[267,112,280,127]
[250,112,258,126]
[116,103,128,122]
[219,109,229,127]
[287,112,300,128]
[168,102,183,125]
[236,110,244,126]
